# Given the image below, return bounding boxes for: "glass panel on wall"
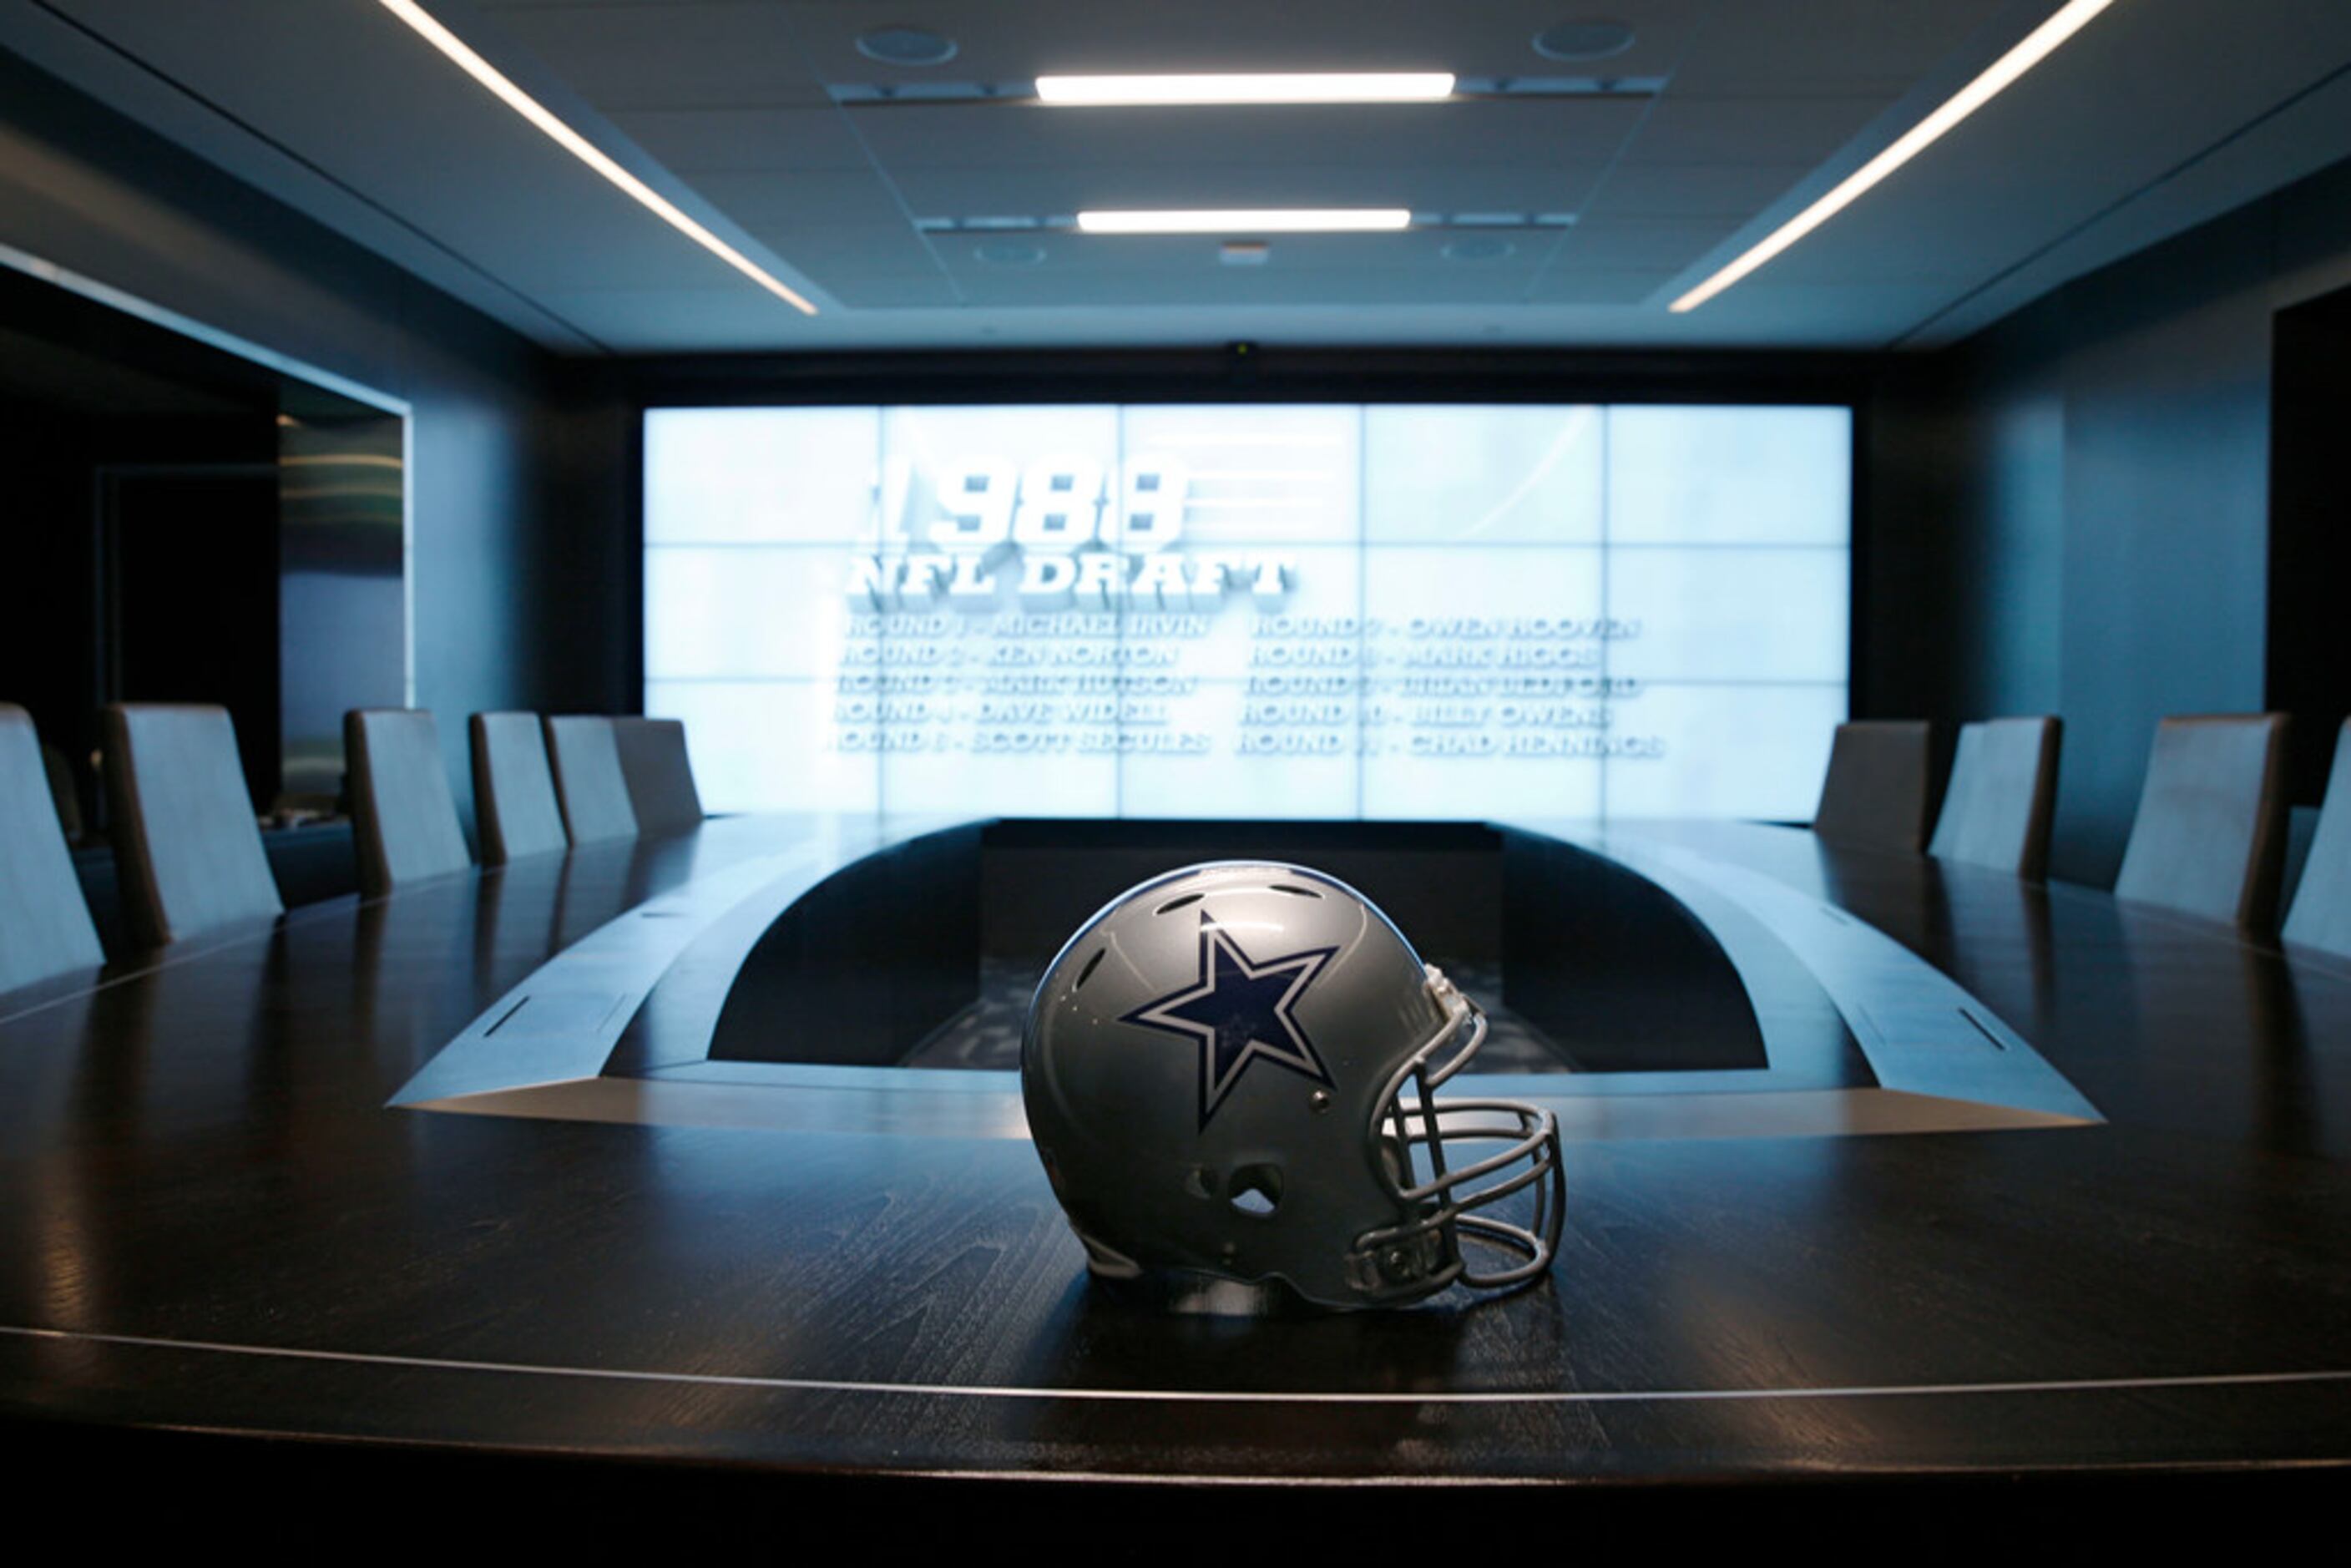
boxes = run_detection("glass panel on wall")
[0,260,407,834]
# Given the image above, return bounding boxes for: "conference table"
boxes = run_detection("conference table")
[2,812,2345,1528]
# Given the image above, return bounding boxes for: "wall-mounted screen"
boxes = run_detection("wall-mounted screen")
[644,402,1850,821]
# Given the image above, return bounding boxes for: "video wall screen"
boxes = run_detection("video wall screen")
[644,402,1851,822]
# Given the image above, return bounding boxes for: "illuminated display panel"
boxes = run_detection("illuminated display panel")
[643,403,1851,821]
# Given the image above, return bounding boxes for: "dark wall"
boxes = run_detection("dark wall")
[2268,281,2351,805]
[1867,156,2351,888]
[0,49,628,832]
[0,350,279,827]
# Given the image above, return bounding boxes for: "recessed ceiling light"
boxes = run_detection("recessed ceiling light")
[1037,73,1454,106]
[1532,21,1636,62]
[857,27,958,67]
[973,240,1047,266]
[1076,209,1413,235]
[376,0,816,315]
[1441,236,1517,262]
[1671,0,2117,313]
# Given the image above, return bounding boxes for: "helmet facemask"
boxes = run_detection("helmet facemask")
[1346,967,1565,1303]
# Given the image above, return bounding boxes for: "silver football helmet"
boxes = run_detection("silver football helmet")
[1021,861,1564,1309]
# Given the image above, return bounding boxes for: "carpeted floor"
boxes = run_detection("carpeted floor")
[900,957,1575,1073]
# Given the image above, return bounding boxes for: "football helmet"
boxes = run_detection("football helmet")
[1021,861,1564,1309]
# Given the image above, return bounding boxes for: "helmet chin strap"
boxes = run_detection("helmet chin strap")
[1348,964,1567,1301]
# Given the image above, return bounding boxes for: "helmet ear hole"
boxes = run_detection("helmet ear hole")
[1228,1163,1284,1216]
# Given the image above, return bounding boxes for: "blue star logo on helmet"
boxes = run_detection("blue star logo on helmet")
[1123,913,1337,1127]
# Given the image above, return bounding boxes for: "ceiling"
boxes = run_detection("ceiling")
[3,0,2348,355]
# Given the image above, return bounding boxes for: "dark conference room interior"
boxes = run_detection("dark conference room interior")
[2,0,2349,1544]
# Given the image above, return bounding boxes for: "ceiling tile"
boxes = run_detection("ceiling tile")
[1668,0,2015,97]
[1681,280,1969,345]
[941,229,1544,277]
[611,108,873,173]
[849,99,1651,172]
[1522,271,1682,306]
[885,164,1608,216]
[531,286,841,350]
[724,220,951,286]
[771,0,1709,84]
[811,274,965,310]
[936,266,1534,310]
[1580,164,1815,219]
[456,212,765,294]
[1534,217,1742,274]
[479,3,833,109]
[1619,94,1900,166]
[680,169,916,231]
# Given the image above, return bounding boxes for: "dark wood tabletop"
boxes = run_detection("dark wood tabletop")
[3,813,2346,1530]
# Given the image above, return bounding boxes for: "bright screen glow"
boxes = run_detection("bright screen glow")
[644,403,1851,821]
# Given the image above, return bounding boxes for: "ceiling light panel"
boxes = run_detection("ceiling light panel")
[1076,209,1414,234]
[923,213,1571,235]
[1036,73,1456,105]
[830,76,1661,105]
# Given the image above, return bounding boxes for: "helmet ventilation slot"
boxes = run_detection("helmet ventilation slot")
[1153,893,1204,914]
[1073,948,1106,989]
[1227,1164,1283,1216]
[1269,883,1322,898]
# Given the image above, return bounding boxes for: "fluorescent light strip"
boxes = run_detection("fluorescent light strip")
[1078,209,1413,235]
[377,0,817,316]
[1037,73,1454,106]
[1671,0,2118,313]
